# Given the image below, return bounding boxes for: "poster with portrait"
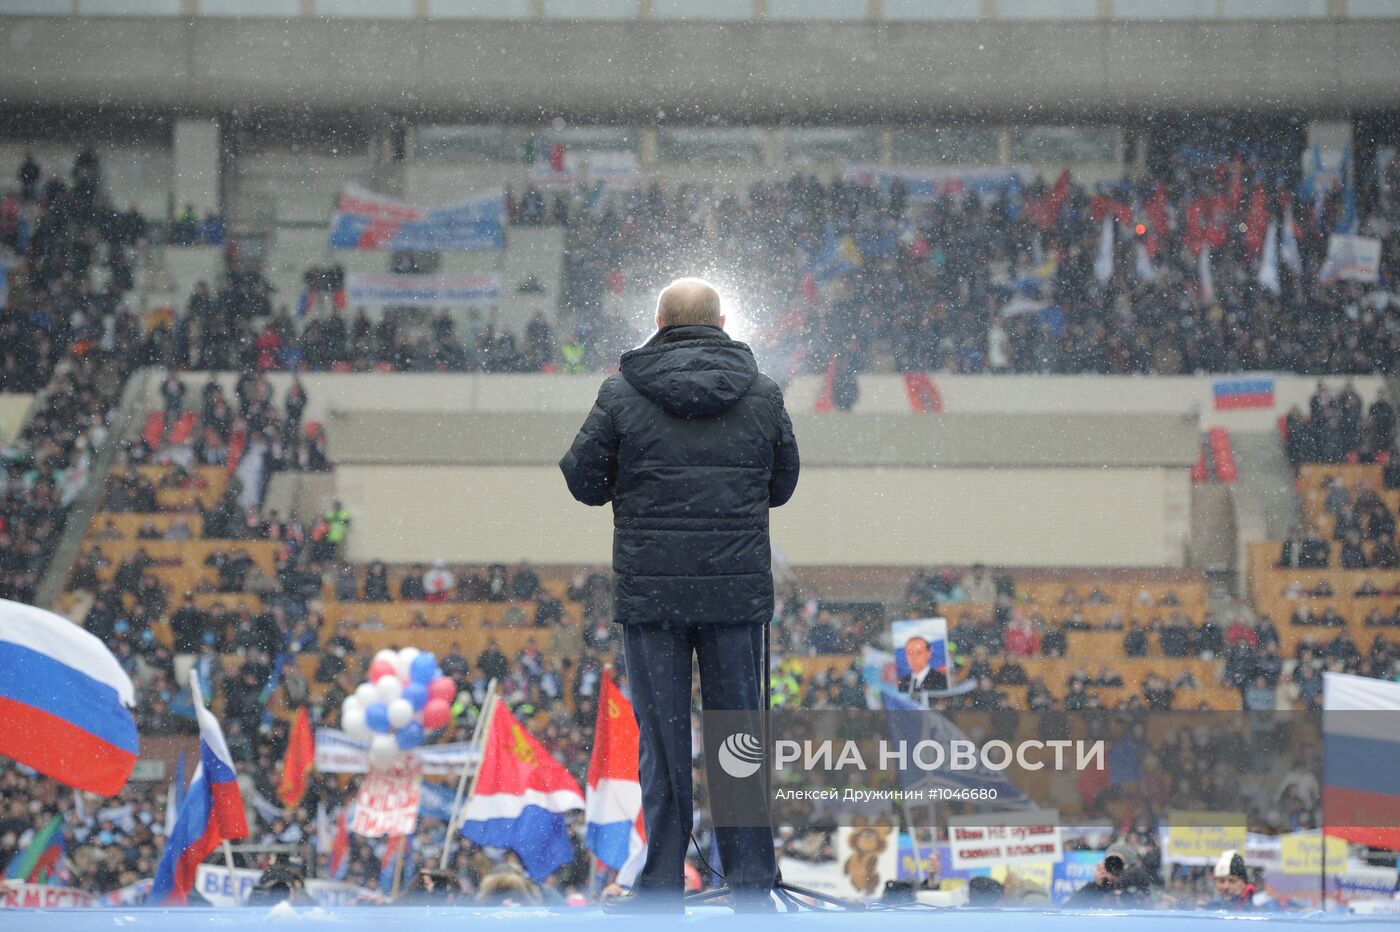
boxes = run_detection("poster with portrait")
[890,618,954,701]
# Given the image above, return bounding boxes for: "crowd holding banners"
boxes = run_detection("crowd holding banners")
[1,617,1398,910]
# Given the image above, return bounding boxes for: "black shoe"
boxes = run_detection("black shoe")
[602,892,684,914]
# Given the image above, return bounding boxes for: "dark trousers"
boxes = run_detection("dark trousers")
[622,622,777,898]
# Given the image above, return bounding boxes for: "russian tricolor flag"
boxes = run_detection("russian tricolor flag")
[585,671,645,876]
[0,599,139,797]
[1213,377,1275,410]
[149,671,249,905]
[1323,672,1400,851]
[460,701,584,882]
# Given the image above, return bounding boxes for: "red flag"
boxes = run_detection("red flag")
[1185,196,1209,256]
[1207,193,1229,250]
[1245,184,1268,258]
[277,706,315,808]
[549,143,566,173]
[1089,195,1132,226]
[1027,170,1071,231]
[1227,155,1244,215]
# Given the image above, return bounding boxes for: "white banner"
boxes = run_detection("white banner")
[193,865,383,908]
[0,883,95,908]
[948,810,1063,870]
[316,728,479,776]
[530,150,639,190]
[345,273,501,308]
[1319,234,1382,283]
[351,757,423,838]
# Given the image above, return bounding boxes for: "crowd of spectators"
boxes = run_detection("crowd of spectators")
[1279,473,1400,572]
[1284,382,1397,466]
[90,150,1400,386]
[553,160,1400,382]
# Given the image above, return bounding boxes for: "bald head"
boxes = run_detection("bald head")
[656,278,725,330]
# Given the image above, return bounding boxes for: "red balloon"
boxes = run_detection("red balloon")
[427,676,457,703]
[422,698,451,731]
[368,659,396,682]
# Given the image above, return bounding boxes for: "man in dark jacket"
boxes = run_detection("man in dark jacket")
[562,278,799,912]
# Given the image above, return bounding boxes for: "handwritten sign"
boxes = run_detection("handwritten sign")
[948,810,1063,869]
[1164,811,1246,862]
[1280,832,1348,875]
[351,756,423,838]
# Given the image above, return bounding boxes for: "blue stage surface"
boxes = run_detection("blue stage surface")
[3,907,1399,930]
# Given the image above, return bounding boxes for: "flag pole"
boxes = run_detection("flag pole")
[437,678,498,870]
[390,836,406,900]
[222,841,240,906]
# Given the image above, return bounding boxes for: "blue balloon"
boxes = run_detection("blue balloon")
[395,722,424,750]
[365,702,390,733]
[410,652,438,684]
[403,682,429,711]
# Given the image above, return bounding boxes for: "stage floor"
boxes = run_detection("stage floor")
[3,906,1398,930]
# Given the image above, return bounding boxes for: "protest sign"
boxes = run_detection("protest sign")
[351,757,423,838]
[1164,811,1246,862]
[948,810,1063,870]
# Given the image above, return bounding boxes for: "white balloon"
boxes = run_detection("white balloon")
[342,706,369,739]
[342,695,364,717]
[387,698,414,729]
[377,676,403,703]
[368,734,398,766]
[395,647,420,681]
[374,649,397,664]
[354,683,379,706]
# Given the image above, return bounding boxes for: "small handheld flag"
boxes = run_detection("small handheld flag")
[4,814,67,885]
[149,671,249,905]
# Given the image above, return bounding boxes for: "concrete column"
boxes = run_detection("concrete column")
[173,119,220,221]
[879,128,893,165]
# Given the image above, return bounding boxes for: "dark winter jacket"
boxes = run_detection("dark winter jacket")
[560,325,799,626]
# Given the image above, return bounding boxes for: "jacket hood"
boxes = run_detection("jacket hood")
[620,325,758,417]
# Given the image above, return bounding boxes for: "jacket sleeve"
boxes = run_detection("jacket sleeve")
[769,399,800,508]
[560,383,619,506]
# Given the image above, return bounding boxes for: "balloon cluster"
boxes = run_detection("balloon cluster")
[340,647,457,767]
